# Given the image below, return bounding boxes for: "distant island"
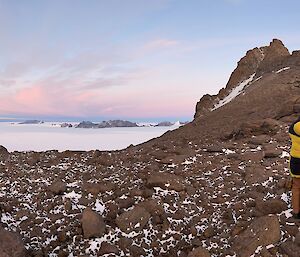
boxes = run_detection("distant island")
[76,120,138,128]
[59,120,189,129]
[19,120,44,124]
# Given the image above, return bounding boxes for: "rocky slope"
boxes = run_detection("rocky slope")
[1,39,300,257]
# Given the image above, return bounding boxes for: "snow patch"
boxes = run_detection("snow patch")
[212,73,255,110]
[275,67,290,74]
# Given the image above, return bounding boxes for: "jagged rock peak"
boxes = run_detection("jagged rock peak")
[227,38,289,89]
[225,46,266,91]
[194,39,291,119]
[256,38,290,75]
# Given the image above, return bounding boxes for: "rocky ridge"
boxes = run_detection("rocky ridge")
[1,39,300,257]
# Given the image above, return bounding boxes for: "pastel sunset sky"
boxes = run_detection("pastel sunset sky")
[1,0,300,121]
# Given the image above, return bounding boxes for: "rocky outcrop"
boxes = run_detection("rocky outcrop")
[194,39,291,119]
[0,226,26,257]
[256,39,290,76]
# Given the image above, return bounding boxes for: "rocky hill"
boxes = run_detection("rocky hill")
[1,39,300,257]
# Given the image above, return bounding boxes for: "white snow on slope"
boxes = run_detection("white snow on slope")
[212,73,255,111]
[275,66,290,73]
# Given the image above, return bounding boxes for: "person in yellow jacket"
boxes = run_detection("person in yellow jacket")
[289,118,300,218]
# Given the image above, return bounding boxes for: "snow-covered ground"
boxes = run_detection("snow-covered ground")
[0,122,180,152]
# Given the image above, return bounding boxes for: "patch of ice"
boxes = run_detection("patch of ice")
[223,149,235,154]
[94,199,105,214]
[64,191,81,199]
[281,192,289,204]
[280,151,290,158]
[281,209,293,219]
[275,67,290,74]
[212,73,255,110]
[44,235,57,246]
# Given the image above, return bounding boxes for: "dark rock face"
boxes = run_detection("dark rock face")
[0,226,26,257]
[256,39,290,76]
[232,215,280,257]
[81,208,106,238]
[116,206,150,233]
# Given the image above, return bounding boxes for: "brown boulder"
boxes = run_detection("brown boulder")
[280,240,300,257]
[263,148,282,158]
[147,173,186,191]
[116,206,150,233]
[0,226,26,257]
[81,208,106,238]
[232,215,280,257]
[48,180,66,195]
[255,199,287,215]
[98,242,119,255]
[138,199,165,216]
[187,247,211,257]
[83,182,115,195]
[248,135,271,145]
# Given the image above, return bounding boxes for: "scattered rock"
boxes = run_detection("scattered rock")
[280,240,300,257]
[187,247,211,257]
[81,208,106,238]
[232,215,280,257]
[98,242,119,255]
[147,173,186,191]
[0,226,26,257]
[48,180,66,195]
[255,199,287,215]
[116,206,150,233]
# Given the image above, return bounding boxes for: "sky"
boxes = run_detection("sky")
[0,0,300,121]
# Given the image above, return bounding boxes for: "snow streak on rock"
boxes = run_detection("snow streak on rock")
[275,67,290,74]
[212,73,256,111]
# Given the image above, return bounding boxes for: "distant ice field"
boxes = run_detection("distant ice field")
[0,122,180,152]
